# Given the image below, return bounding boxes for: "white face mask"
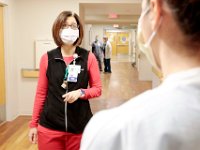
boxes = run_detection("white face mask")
[137,8,162,70]
[60,28,79,45]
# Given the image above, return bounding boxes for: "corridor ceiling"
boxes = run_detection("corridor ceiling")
[80,3,141,27]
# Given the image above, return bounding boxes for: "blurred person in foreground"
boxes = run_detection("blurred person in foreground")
[80,0,200,150]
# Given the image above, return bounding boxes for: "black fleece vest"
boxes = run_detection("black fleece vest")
[39,47,93,134]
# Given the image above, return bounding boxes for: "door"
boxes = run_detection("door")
[0,6,6,124]
[116,32,129,55]
[106,31,130,56]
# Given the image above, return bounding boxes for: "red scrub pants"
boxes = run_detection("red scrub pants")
[37,125,82,150]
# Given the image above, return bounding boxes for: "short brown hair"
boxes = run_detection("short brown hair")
[52,11,84,47]
[165,0,200,47]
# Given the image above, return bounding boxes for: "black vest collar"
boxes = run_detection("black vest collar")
[52,46,84,61]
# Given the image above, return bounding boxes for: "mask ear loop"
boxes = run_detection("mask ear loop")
[145,16,163,47]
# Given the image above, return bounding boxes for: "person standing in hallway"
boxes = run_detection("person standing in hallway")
[81,0,200,150]
[92,35,103,72]
[102,40,106,68]
[28,11,102,150]
[103,36,112,73]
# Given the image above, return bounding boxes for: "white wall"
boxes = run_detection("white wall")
[4,0,19,120]
[5,0,80,120]
[131,29,137,63]
[90,25,105,45]
[84,24,105,50]
[4,0,141,120]
[16,0,79,116]
[84,24,92,50]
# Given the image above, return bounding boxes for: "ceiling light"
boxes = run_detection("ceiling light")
[113,24,119,28]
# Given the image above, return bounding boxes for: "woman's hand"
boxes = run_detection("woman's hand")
[28,127,38,144]
[62,89,82,103]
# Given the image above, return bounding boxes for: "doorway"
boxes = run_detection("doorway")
[106,31,130,57]
[0,5,6,124]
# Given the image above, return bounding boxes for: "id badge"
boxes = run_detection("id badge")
[67,65,81,82]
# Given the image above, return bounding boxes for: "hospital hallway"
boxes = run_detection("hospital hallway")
[0,60,152,150]
[90,61,152,113]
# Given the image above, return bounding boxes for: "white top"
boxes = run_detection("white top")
[81,68,200,150]
[105,41,112,59]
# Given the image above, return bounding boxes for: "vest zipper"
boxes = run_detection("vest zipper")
[55,56,80,132]
[64,93,68,132]
[55,57,68,132]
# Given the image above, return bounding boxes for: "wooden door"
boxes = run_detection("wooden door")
[116,32,129,55]
[0,6,6,123]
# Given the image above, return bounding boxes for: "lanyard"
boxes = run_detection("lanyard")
[64,66,69,81]
[61,65,70,90]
